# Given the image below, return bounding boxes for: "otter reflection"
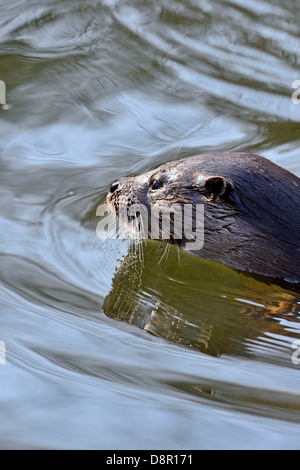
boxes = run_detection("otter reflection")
[102,242,300,358]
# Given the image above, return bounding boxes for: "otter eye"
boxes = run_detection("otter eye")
[150,180,161,190]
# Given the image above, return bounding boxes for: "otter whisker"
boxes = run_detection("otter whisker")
[137,238,144,265]
[129,214,144,265]
[176,243,181,266]
[158,241,170,266]
[156,241,165,254]
[165,242,171,261]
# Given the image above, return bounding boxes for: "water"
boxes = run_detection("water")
[1,0,300,449]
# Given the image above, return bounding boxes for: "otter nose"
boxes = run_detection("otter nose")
[109,182,119,194]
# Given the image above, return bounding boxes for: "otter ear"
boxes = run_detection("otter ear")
[204,176,232,199]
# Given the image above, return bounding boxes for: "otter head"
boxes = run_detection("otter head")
[106,153,300,287]
[107,157,234,243]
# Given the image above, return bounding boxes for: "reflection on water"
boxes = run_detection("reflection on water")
[0,0,300,449]
[103,242,300,359]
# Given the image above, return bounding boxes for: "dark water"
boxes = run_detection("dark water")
[1,0,300,449]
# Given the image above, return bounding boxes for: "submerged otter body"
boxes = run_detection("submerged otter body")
[107,153,300,290]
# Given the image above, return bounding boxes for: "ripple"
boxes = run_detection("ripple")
[1,0,300,450]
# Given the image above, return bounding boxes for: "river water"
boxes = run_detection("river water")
[1,0,300,449]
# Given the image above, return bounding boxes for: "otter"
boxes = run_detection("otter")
[106,152,300,291]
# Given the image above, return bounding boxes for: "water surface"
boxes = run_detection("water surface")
[1,0,300,449]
